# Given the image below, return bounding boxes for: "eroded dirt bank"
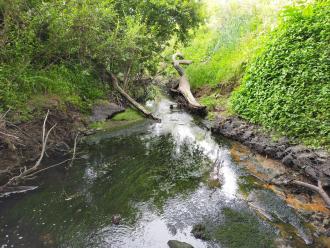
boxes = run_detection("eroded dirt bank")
[0,108,84,188]
[211,115,330,186]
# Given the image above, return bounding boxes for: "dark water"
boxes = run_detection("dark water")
[0,98,317,248]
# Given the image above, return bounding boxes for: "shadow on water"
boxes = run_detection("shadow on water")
[0,98,322,248]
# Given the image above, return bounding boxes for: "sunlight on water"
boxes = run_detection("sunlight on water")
[0,97,314,248]
[149,99,238,199]
[86,98,240,247]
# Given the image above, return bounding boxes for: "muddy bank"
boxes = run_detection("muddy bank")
[230,142,330,240]
[0,108,84,186]
[211,115,330,185]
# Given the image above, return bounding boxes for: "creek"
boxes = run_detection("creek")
[0,98,324,248]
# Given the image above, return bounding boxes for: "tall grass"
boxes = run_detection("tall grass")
[0,64,106,117]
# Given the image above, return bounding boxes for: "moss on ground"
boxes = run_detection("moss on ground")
[112,108,143,121]
[89,108,144,132]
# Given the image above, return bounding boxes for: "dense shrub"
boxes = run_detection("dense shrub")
[231,1,330,148]
[0,0,203,113]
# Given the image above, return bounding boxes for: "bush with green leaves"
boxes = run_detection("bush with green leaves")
[231,1,330,148]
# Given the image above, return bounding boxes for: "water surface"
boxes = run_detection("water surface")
[0,98,315,248]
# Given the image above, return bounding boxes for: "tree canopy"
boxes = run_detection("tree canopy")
[1,0,203,75]
[0,0,203,113]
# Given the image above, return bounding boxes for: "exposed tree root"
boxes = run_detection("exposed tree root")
[171,52,206,115]
[110,73,160,121]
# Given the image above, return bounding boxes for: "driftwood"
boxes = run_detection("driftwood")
[271,176,330,209]
[171,52,206,115]
[110,73,160,121]
[291,179,330,208]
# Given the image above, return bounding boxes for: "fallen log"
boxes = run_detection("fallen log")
[110,73,160,122]
[171,52,207,115]
[291,179,330,209]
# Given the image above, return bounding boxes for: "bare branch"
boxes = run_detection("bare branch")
[69,133,79,167]
[0,108,11,119]
[271,177,330,209]
[0,131,20,140]
[291,179,330,208]
[0,110,56,190]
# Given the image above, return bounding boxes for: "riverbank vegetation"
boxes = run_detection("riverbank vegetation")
[0,0,204,192]
[0,0,203,120]
[171,0,329,149]
[231,1,330,148]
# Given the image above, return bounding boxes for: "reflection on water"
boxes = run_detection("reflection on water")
[149,99,238,199]
[0,98,315,248]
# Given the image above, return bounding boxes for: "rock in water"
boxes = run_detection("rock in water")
[167,240,194,248]
[191,224,210,240]
[111,214,121,225]
[90,101,125,122]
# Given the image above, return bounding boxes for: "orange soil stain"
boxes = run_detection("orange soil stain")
[285,194,330,214]
[231,142,330,215]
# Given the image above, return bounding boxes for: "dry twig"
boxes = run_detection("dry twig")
[0,110,82,196]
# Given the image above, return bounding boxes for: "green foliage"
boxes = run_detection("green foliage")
[0,0,203,116]
[184,19,260,88]
[231,1,330,148]
[1,0,203,75]
[199,93,222,110]
[0,64,106,115]
[169,0,285,89]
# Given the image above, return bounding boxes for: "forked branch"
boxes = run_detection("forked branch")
[0,111,79,194]
[291,179,330,208]
[271,177,330,209]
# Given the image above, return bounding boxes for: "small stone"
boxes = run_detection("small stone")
[112,214,121,225]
